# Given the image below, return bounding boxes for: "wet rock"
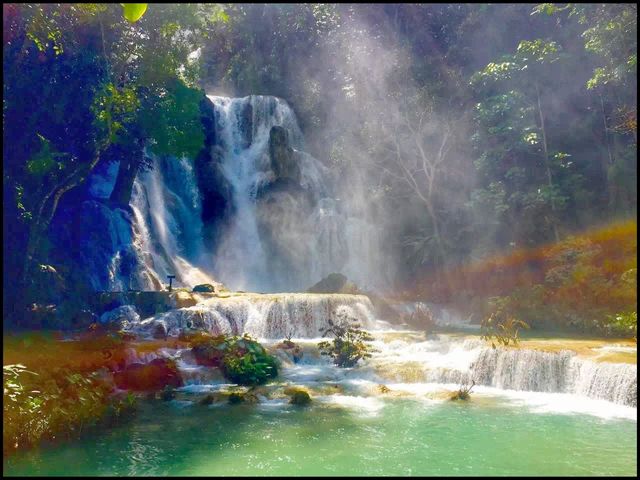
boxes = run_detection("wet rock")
[161,385,177,401]
[269,125,300,183]
[192,284,217,293]
[307,273,361,294]
[99,305,140,330]
[198,394,215,406]
[228,392,244,405]
[113,358,183,392]
[276,339,304,363]
[285,387,311,406]
[171,291,198,309]
[25,303,57,329]
[152,322,168,340]
[71,309,99,329]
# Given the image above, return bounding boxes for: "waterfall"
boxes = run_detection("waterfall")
[123,155,217,291]
[205,95,390,292]
[127,293,378,340]
[411,340,637,407]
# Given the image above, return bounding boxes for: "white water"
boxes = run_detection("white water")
[119,155,218,291]
[122,293,637,415]
[128,293,378,339]
[91,95,391,293]
[204,95,391,292]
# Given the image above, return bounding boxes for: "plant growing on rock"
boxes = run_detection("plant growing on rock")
[449,380,475,401]
[317,310,374,367]
[276,331,303,363]
[222,334,279,386]
[186,332,279,385]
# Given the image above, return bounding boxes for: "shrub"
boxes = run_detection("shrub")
[3,363,134,457]
[449,380,475,401]
[317,309,374,367]
[221,335,279,386]
[480,296,529,348]
[604,311,637,339]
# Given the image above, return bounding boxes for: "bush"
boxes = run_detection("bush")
[480,296,529,348]
[3,363,134,456]
[317,309,374,367]
[221,335,279,386]
[604,311,637,339]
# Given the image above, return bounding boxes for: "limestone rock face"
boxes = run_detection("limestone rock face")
[171,290,198,309]
[269,125,300,184]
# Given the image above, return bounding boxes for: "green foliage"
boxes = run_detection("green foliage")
[92,83,140,144]
[139,79,205,159]
[606,311,637,339]
[221,334,279,386]
[121,4,148,23]
[189,333,279,386]
[3,363,134,456]
[317,310,375,368]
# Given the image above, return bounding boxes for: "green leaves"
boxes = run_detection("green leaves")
[121,4,148,23]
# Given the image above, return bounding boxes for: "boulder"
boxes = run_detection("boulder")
[276,339,304,363]
[192,284,217,293]
[285,387,311,406]
[113,358,183,391]
[71,309,99,329]
[99,305,140,329]
[307,273,361,294]
[152,322,168,340]
[191,335,228,367]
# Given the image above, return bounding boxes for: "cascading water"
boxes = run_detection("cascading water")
[128,293,378,339]
[204,94,390,292]
[122,155,218,291]
[87,94,390,293]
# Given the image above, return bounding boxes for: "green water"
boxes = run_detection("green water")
[4,397,637,476]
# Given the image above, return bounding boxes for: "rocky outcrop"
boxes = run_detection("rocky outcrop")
[269,125,300,183]
[307,273,361,294]
[99,305,140,329]
[192,284,217,293]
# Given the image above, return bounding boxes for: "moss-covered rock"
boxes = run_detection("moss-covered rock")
[192,284,216,293]
[286,387,311,406]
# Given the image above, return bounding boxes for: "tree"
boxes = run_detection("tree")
[2,3,227,318]
[471,39,572,245]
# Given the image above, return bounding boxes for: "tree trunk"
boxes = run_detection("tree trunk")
[21,147,106,302]
[599,93,615,208]
[535,82,560,242]
[110,155,140,207]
